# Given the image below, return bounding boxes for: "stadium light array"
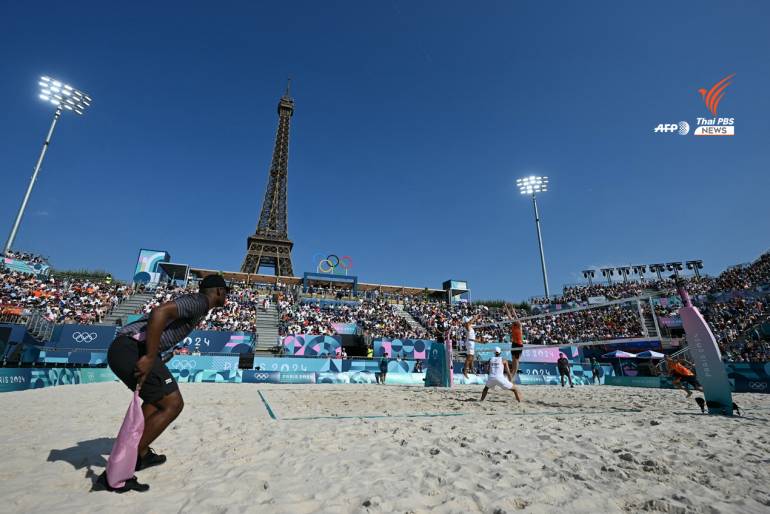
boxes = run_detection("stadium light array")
[4,76,92,255]
[632,265,647,278]
[617,266,631,283]
[516,175,550,298]
[37,76,91,115]
[666,262,684,277]
[686,260,704,278]
[516,175,548,195]
[582,269,595,286]
[600,267,615,285]
[649,263,665,280]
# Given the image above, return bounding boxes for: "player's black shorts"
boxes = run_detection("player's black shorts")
[558,368,570,376]
[107,335,179,404]
[511,345,523,360]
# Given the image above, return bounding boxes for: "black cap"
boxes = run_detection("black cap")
[200,275,229,291]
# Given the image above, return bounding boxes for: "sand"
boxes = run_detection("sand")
[0,382,768,514]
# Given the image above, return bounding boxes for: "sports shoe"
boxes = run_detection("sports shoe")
[136,448,167,471]
[96,471,150,493]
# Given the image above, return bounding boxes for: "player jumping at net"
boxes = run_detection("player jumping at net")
[480,346,522,403]
[99,274,228,492]
[504,304,524,376]
[462,315,478,378]
[666,356,703,398]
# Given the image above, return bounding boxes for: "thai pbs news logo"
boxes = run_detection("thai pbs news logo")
[653,73,735,137]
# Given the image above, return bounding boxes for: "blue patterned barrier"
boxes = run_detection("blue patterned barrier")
[0,367,118,393]
[171,369,242,383]
[317,371,378,384]
[279,372,317,384]
[253,356,343,372]
[374,339,431,359]
[344,359,416,373]
[242,370,281,383]
[725,362,770,394]
[166,355,239,372]
[178,330,254,354]
[605,376,662,388]
[0,323,38,347]
[0,369,32,392]
[282,334,341,356]
[603,362,770,394]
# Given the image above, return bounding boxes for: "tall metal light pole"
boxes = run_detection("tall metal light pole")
[517,175,550,299]
[4,76,91,256]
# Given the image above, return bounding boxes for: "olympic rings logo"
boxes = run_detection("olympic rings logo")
[313,253,353,275]
[252,373,270,380]
[72,332,98,344]
[748,381,768,390]
[170,360,197,370]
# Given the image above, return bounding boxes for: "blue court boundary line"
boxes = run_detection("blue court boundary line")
[258,391,277,420]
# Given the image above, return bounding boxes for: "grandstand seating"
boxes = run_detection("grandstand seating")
[2,249,768,363]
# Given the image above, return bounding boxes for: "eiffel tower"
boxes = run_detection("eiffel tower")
[240,82,295,276]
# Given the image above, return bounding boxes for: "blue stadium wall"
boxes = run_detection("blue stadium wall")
[2,323,767,394]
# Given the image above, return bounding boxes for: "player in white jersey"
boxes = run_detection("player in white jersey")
[462,315,478,379]
[480,347,522,402]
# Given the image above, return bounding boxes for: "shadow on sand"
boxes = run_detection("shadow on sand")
[48,437,115,491]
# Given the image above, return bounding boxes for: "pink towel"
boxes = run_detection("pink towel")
[105,391,144,488]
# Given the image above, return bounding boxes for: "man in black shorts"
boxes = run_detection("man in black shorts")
[557,352,573,388]
[378,352,389,384]
[100,274,228,492]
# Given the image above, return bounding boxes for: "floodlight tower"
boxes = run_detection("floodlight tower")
[517,175,550,299]
[686,260,704,278]
[3,76,91,255]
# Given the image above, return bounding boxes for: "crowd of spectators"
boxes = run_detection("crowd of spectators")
[1,268,128,324]
[3,247,769,363]
[404,298,643,346]
[712,252,770,293]
[137,283,278,333]
[278,296,421,339]
[532,251,770,306]
[701,297,770,363]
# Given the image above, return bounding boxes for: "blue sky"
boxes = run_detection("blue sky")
[1,1,768,301]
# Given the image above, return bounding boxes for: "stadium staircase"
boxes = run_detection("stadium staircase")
[254,304,280,354]
[100,292,155,326]
[24,310,55,343]
[393,305,424,333]
[642,311,659,338]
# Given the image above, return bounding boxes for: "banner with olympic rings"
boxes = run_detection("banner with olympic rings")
[312,253,353,275]
[53,325,118,351]
[166,355,239,373]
